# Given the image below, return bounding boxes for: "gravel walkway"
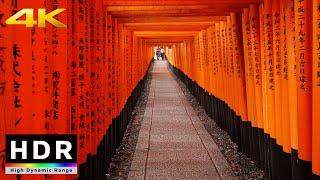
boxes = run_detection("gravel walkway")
[128,60,234,180]
[107,65,153,180]
[107,61,265,180]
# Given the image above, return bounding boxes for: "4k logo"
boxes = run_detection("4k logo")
[6,8,66,28]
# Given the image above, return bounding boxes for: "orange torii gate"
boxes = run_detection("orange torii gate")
[1,0,319,179]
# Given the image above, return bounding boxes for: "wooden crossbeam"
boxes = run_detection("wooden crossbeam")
[117,16,227,23]
[110,9,244,17]
[104,0,261,6]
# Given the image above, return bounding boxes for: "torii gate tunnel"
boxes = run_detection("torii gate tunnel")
[0,0,320,179]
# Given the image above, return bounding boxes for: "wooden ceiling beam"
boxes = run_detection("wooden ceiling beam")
[107,4,249,11]
[134,31,198,37]
[117,16,227,23]
[124,22,212,31]
[142,38,193,42]
[127,26,209,31]
[139,36,194,38]
[104,0,261,6]
[105,0,262,44]
[113,13,232,17]
[110,9,243,17]
[124,22,213,26]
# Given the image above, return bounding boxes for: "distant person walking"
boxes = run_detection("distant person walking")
[160,48,165,61]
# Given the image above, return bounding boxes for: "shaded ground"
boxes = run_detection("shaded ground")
[107,62,264,180]
[127,60,234,180]
[172,72,265,180]
[107,65,153,180]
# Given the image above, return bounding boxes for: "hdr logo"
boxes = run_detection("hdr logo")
[5,135,77,174]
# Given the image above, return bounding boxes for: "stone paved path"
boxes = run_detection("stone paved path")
[128,60,235,180]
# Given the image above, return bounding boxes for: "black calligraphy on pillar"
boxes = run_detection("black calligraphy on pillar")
[78,0,86,150]
[282,8,289,81]
[228,26,234,76]
[0,47,5,73]
[274,12,281,80]
[297,0,307,90]
[251,16,261,85]
[12,44,22,111]
[265,12,274,90]
[316,3,320,87]
[245,19,253,78]
[52,71,60,120]
[31,27,36,95]
[13,44,21,60]
[0,13,5,27]
[0,82,5,95]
